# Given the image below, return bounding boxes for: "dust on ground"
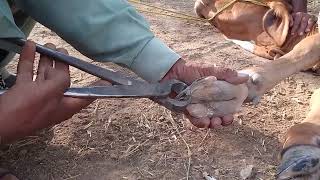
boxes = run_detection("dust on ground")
[0,1,319,180]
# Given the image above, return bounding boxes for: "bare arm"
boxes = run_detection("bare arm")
[287,0,316,35]
[291,0,307,13]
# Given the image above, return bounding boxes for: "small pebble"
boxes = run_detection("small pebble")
[240,165,255,179]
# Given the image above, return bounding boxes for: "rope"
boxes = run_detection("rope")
[137,9,207,22]
[128,0,207,22]
[128,0,268,23]
[208,0,268,21]
[242,0,268,7]
[208,0,238,21]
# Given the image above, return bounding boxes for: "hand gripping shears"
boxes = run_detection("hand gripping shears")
[0,38,191,112]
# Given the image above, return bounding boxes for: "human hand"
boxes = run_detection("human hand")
[0,41,108,143]
[184,76,248,127]
[290,12,317,36]
[162,59,249,129]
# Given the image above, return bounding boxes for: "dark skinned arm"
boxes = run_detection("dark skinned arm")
[291,0,307,13]
[288,0,317,35]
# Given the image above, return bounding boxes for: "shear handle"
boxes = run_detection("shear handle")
[4,38,141,86]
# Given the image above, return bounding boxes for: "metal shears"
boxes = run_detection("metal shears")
[0,38,191,112]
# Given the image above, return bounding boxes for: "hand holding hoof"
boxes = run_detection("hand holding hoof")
[182,76,248,128]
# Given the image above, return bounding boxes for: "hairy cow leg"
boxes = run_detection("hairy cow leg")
[236,34,320,180]
[225,38,286,60]
[276,89,320,180]
[240,34,320,103]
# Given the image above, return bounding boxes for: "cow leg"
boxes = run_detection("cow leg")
[276,89,320,180]
[252,44,286,60]
[308,15,320,75]
[226,38,286,60]
[237,34,320,179]
[240,34,320,103]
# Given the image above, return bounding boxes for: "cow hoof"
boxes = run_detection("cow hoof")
[277,145,320,180]
[238,69,265,104]
[311,64,320,76]
[301,63,320,76]
[301,68,320,76]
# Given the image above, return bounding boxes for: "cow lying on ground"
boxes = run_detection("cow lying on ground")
[193,0,320,179]
[194,0,318,60]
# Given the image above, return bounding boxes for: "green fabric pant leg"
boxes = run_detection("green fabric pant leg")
[0,16,35,88]
[0,1,35,87]
[0,16,35,68]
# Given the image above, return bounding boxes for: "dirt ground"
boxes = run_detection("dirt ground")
[0,1,319,180]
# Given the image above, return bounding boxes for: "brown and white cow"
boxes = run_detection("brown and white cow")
[194,0,318,60]
[194,0,320,179]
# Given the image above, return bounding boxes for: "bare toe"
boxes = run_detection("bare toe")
[209,117,222,129]
[187,115,211,129]
[221,115,234,126]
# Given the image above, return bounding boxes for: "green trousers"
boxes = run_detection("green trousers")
[0,10,35,69]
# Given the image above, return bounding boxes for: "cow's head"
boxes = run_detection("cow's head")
[195,0,292,47]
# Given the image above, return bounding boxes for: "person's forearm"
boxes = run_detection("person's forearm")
[15,0,180,82]
[291,0,307,12]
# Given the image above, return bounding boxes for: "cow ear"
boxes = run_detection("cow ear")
[263,2,291,47]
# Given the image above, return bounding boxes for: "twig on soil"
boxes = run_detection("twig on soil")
[93,100,100,121]
[196,129,210,151]
[13,137,40,149]
[136,167,146,178]
[254,146,262,156]
[82,101,100,131]
[166,110,192,180]
[83,121,93,130]
[121,139,149,158]
[165,153,167,167]
[155,153,165,168]
[137,167,155,178]
[104,116,113,132]
[63,174,81,180]
[143,169,155,177]
[104,107,130,132]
